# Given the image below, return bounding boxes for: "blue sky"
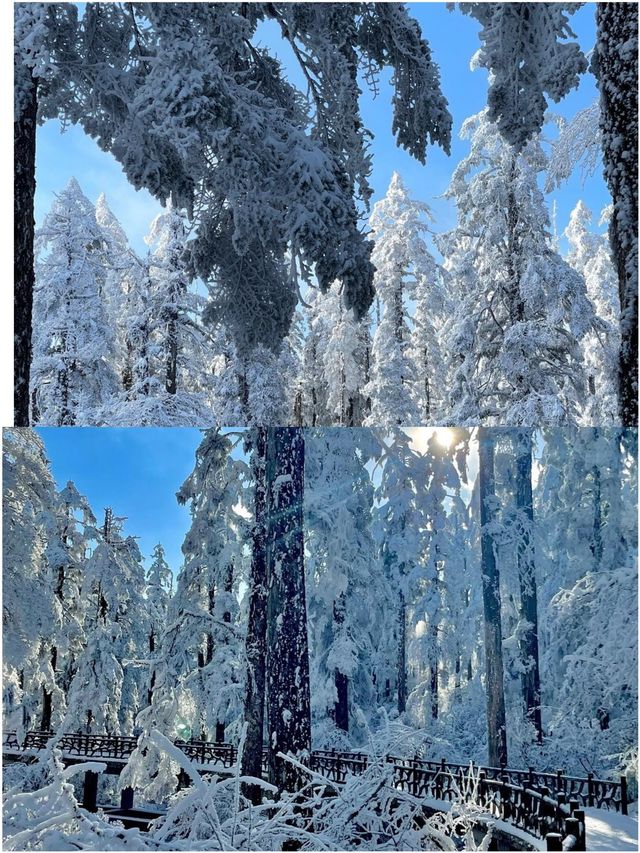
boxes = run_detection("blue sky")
[35,3,608,257]
[36,427,203,573]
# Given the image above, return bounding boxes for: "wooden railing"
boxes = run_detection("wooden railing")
[5,732,631,851]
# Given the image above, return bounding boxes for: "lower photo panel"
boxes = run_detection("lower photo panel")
[2,426,638,851]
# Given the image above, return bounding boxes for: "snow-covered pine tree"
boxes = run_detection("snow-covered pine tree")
[537,427,637,776]
[442,110,594,426]
[409,266,448,426]
[64,509,146,734]
[592,3,638,427]
[460,3,587,151]
[305,428,387,742]
[373,430,426,714]
[298,291,332,427]
[365,173,430,426]
[94,193,145,392]
[319,283,370,427]
[40,481,97,731]
[175,430,247,741]
[31,178,119,425]
[407,433,461,723]
[2,428,62,733]
[146,544,172,662]
[564,201,621,424]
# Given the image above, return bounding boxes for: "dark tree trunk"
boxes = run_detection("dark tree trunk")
[165,311,178,395]
[265,428,311,791]
[15,71,38,426]
[594,3,638,427]
[591,429,603,570]
[478,428,508,768]
[41,686,52,732]
[397,591,407,714]
[333,595,349,732]
[430,622,438,720]
[241,427,268,804]
[514,429,542,744]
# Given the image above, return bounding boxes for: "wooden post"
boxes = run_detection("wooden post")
[565,818,582,851]
[82,771,98,812]
[573,809,586,851]
[478,770,487,807]
[412,755,420,797]
[120,787,134,810]
[569,798,580,815]
[546,833,562,851]
[620,775,628,815]
[587,772,594,807]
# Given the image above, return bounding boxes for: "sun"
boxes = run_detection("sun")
[434,428,455,450]
[404,428,456,454]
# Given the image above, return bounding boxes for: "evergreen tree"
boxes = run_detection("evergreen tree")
[2,429,61,732]
[460,2,587,151]
[365,173,428,426]
[31,178,120,425]
[443,111,594,425]
[373,430,426,714]
[175,430,247,741]
[305,429,387,741]
[64,509,147,733]
[564,201,620,424]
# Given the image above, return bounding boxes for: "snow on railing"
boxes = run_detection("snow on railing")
[4,731,630,851]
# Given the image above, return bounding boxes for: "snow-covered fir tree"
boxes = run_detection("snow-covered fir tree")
[305,429,388,743]
[31,178,120,425]
[365,173,425,426]
[564,201,621,424]
[442,110,594,426]
[173,430,248,741]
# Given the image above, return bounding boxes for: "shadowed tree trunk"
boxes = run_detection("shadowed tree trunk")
[333,595,349,732]
[265,427,311,791]
[478,428,508,768]
[241,427,268,804]
[515,429,542,744]
[397,590,407,714]
[15,70,38,426]
[593,3,638,427]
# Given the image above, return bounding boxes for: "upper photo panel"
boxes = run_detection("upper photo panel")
[14,2,638,429]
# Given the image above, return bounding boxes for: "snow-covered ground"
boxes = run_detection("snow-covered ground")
[585,808,638,852]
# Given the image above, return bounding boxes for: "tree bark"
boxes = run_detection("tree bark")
[397,591,407,714]
[591,427,603,570]
[15,71,38,426]
[594,3,638,427]
[265,427,311,791]
[333,595,349,732]
[241,427,268,804]
[514,429,542,743]
[478,428,508,767]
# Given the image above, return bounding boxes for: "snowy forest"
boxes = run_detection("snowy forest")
[3,426,638,849]
[14,2,639,429]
